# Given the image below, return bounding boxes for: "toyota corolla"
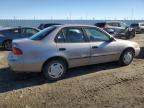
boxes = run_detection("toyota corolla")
[8,25,140,81]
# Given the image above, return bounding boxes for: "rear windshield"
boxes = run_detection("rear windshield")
[30,26,56,40]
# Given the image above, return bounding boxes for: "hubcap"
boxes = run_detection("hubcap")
[123,51,133,64]
[48,63,64,79]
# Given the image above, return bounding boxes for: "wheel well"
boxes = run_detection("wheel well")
[42,56,68,72]
[122,47,135,56]
[2,39,12,46]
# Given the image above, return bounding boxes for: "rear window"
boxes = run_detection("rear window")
[30,26,56,40]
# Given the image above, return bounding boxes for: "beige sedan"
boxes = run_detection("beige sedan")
[8,25,140,81]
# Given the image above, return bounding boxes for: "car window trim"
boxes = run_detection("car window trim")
[55,27,89,43]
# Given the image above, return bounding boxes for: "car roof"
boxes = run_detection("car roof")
[54,24,97,28]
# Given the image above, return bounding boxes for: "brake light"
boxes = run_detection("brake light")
[12,47,23,55]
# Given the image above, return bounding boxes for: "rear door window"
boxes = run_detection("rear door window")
[64,28,86,43]
[56,31,65,43]
[56,28,86,43]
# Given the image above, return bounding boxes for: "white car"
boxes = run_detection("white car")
[130,22,144,33]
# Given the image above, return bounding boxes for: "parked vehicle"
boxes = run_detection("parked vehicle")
[38,23,61,30]
[8,25,140,81]
[130,22,144,34]
[0,27,39,50]
[95,21,136,39]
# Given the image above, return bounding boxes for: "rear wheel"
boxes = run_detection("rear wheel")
[43,60,67,81]
[3,40,12,51]
[119,49,134,66]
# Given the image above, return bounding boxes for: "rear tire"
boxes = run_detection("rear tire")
[119,49,134,66]
[43,60,67,81]
[3,40,12,51]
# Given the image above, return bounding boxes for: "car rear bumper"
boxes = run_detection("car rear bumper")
[8,52,42,73]
[8,53,24,72]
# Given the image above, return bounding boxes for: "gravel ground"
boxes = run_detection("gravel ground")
[0,34,144,108]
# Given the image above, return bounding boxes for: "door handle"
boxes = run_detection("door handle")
[59,48,66,51]
[92,46,99,49]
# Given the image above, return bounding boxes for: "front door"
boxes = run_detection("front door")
[84,27,120,65]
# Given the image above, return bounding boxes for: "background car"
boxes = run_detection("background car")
[38,23,61,30]
[0,27,39,50]
[8,25,140,81]
[130,22,144,34]
[95,21,136,39]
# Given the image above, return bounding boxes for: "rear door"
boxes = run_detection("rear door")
[55,27,91,68]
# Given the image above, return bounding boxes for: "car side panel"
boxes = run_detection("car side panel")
[90,41,121,65]
[56,43,91,68]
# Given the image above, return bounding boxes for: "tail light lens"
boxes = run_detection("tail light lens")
[12,47,23,55]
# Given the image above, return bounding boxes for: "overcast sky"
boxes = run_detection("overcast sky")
[0,0,143,20]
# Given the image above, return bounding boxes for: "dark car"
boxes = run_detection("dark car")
[130,23,144,34]
[0,27,40,50]
[38,23,61,30]
[95,21,135,39]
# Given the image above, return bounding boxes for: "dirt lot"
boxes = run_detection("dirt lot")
[0,34,144,108]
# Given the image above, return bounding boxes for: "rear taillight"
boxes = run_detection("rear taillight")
[12,47,23,55]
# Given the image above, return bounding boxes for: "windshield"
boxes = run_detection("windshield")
[30,26,56,40]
